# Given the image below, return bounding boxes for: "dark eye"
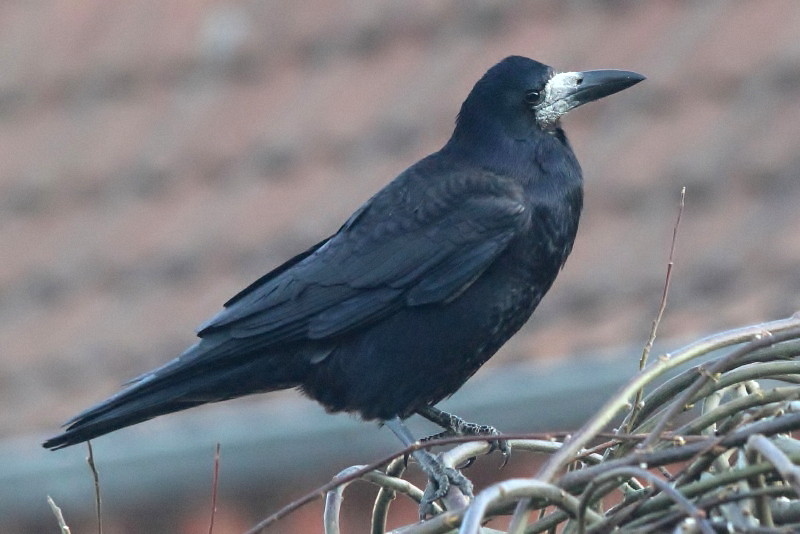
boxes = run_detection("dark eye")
[524,89,543,106]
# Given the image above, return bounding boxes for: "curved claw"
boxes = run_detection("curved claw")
[457,456,477,469]
[498,446,510,469]
[419,419,511,461]
[501,450,511,468]
[457,422,512,466]
[419,463,473,519]
[485,432,511,467]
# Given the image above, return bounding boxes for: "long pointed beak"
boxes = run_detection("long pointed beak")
[570,69,646,107]
[535,69,645,127]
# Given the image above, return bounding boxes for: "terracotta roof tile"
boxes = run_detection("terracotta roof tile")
[2,2,800,443]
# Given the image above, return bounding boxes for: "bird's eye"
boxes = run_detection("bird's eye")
[524,89,543,106]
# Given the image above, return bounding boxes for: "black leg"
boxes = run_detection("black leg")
[385,417,473,518]
[416,405,511,459]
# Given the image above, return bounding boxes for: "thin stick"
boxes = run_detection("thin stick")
[459,478,603,534]
[747,434,800,497]
[328,465,436,534]
[209,443,221,534]
[245,430,733,533]
[47,496,72,534]
[575,466,713,534]
[641,327,800,450]
[643,185,685,368]
[245,451,400,533]
[324,466,366,534]
[511,316,800,532]
[86,441,102,534]
[244,432,575,533]
[536,315,800,483]
[626,187,685,431]
[371,457,407,534]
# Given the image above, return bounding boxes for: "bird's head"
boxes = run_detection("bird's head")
[453,56,644,143]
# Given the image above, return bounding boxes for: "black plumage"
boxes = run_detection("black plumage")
[44,56,643,508]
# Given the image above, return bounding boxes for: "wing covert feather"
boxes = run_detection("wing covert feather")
[198,170,531,345]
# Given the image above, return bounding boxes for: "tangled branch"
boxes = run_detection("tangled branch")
[247,313,800,533]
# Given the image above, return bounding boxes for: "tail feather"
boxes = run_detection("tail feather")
[43,339,308,450]
[42,393,205,450]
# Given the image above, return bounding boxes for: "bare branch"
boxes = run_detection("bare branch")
[747,434,800,497]
[371,457,406,534]
[324,465,366,534]
[641,326,800,449]
[576,466,713,534]
[626,186,685,432]
[47,496,72,534]
[459,478,603,534]
[86,441,102,534]
[535,315,800,482]
[208,443,221,534]
[244,314,800,533]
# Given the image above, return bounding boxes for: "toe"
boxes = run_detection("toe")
[447,467,474,498]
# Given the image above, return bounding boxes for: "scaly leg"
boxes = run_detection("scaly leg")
[385,417,473,518]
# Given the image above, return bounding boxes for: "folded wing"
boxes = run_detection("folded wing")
[199,171,531,345]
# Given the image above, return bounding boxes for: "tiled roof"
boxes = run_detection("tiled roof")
[3,2,800,442]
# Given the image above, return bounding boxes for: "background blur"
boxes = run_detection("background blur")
[3,1,800,532]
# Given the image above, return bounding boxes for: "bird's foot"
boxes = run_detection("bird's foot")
[384,416,474,518]
[418,406,511,464]
[448,416,511,458]
[415,450,473,519]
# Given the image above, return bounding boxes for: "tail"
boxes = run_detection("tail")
[42,378,207,450]
[43,338,305,450]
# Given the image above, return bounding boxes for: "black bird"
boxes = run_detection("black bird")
[44,56,643,514]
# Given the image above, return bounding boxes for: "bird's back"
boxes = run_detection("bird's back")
[300,137,584,419]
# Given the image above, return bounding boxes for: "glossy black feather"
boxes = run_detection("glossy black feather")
[44,56,594,449]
